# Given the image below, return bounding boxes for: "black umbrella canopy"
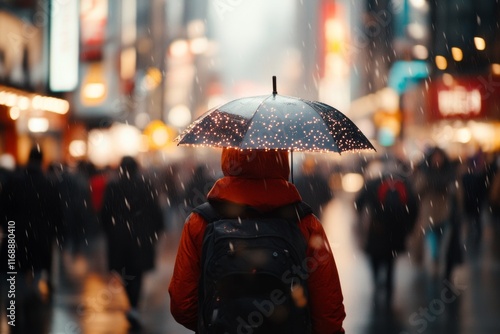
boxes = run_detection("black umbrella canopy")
[176,77,375,154]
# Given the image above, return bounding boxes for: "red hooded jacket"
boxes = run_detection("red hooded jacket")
[169,148,345,333]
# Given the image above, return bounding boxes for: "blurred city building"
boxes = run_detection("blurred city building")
[0,0,499,166]
[0,0,72,165]
[350,0,500,157]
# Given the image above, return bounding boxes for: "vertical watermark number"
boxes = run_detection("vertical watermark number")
[6,220,16,327]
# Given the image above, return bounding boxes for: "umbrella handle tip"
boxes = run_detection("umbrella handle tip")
[272,76,277,95]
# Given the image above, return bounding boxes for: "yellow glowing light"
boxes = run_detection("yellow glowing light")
[142,67,162,91]
[491,63,500,75]
[410,0,426,8]
[170,39,189,57]
[412,45,428,60]
[341,173,364,193]
[168,105,192,128]
[9,106,20,120]
[2,91,16,107]
[325,19,345,53]
[32,95,69,114]
[28,117,50,133]
[152,127,169,147]
[435,55,448,70]
[17,96,30,110]
[144,120,177,150]
[69,140,87,158]
[83,83,106,99]
[451,47,463,61]
[474,37,486,51]
[456,128,472,144]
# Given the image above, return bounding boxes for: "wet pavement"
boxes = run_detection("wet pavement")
[2,194,500,334]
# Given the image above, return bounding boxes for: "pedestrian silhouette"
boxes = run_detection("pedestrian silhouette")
[355,155,418,306]
[461,150,488,246]
[47,162,99,256]
[0,145,62,333]
[100,156,164,330]
[488,153,500,230]
[409,146,462,278]
[294,157,333,218]
[183,164,216,212]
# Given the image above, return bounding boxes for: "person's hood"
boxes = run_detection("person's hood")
[207,148,301,211]
[221,148,289,179]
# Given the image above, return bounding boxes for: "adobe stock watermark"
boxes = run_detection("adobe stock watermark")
[476,74,500,100]
[347,9,392,60]
[229,236,332,334]
[400,279,467,334]
[5,220,17,327]
[212,0,247,20]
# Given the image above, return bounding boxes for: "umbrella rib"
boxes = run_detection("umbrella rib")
[239,94,276,149]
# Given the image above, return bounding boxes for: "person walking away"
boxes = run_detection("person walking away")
[355,156,418,306]
[461,150,488,247]
[169,148,345,334]
[488,153,500,231]
[0,145,63,333]
[409,147,461,278]
[47,162,99,256]
[100,156,164,330]
[294,157,334,218]
[183,164,216,214]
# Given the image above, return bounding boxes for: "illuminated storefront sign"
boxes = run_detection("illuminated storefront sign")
[437,87,481,117]
[428,75,499,121]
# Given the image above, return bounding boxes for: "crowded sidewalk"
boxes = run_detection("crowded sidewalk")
[2,193,499,334]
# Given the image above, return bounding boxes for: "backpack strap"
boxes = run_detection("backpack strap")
[192,202,220,224]
[193,200,314,224]
[295,201,314,219]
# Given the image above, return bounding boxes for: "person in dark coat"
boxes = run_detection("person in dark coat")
[0,145,63,278]
[100,156,164,330]
[182,164,216,214]
[410,146,462,278]
[294,157,333,218]
[461,150,488,246]
[0,145,63,333]
[355,156,418,306]
[47,162,99,255]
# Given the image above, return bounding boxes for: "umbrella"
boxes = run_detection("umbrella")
[176,76,375,154]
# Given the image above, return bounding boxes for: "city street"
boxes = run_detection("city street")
[1,1,500,333]
[2,193,499,334]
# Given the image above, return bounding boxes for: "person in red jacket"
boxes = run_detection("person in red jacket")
[169,148,346,333]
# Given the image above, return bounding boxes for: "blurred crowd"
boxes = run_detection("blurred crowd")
[353,145,500,308]
[0,145,218,333]
[0,143,498,332]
